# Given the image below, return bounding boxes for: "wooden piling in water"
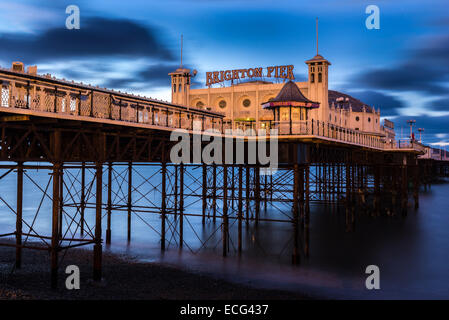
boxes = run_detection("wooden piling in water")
[93,162,103,281]
[80,161,85,236]
[222,165,228,257]
[292,163,300,265]
[212,164,217,223]
[127,162,132,242]
[238,165,243,255]
[50,130,61,289]
[179,164,184,248]
[161,162,166,251]
[202,164,207,225]
[304,164,310,258]
[16,162,23,269]
[255,166,260,225]
[106,162,112,244]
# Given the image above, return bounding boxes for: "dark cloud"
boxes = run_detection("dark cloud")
[429,96,449,112]
[351,34,449,95]
[392,114,449,144]
[346,90,404,116]
[102,64,187,89]
[353,63,447,95]
[0,17,174,64]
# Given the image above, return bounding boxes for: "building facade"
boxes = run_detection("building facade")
[169,53,387,137]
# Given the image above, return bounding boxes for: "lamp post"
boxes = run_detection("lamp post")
[418,128,424,143]
[406,119,416,140]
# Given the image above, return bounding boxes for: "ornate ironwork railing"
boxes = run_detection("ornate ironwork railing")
[0,68,224,132]
[0,68,425,153]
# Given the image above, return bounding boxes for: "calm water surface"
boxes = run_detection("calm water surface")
[0,165,448,299]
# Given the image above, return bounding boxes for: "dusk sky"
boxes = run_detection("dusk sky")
[0,0,448,145]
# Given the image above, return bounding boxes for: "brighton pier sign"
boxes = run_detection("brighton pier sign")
[206,65,295,86]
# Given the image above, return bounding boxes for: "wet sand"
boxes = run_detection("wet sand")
[0,243,312,300]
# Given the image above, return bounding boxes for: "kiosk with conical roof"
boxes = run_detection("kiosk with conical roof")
[262,80,319,134]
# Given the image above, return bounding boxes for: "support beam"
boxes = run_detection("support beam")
[212,164,217,223]
[179,164,184,248]
[80,162,85,236]
[50,130,61,289]
[222,165,228,257]
[255,166,260,225]
[345,161,351,233]
[15,162,23,269]
[161,162,166,251]
[106,162,112,244]
[304,165,310,258]
[414,160,420,209]
[292,163,300,265]
[202,164,207,225]
[93,162,103,281]
[238,165,243,255]
[127,162,132,242]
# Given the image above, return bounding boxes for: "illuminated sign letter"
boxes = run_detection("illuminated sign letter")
[286,65,295,80]
[267,66,274,78]
[280,66,286,78]
[232,70,240,80]
[213,71,220,84]
[206,72,213,86]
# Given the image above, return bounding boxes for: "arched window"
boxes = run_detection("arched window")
[318,73,322,83]
[196,101,204,109]
[311,73,315,83]
[356,116,360,121]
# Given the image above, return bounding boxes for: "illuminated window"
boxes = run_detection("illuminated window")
[243,99,251,107]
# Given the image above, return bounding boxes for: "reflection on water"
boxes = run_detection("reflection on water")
[0,166,448,299]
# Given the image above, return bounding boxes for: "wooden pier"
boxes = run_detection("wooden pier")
[0,67,448,288]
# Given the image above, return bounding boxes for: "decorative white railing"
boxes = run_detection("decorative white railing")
[0,68,224,132]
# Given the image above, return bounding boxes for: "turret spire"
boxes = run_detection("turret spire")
[180,34,183,68]
[316,17,319,55]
